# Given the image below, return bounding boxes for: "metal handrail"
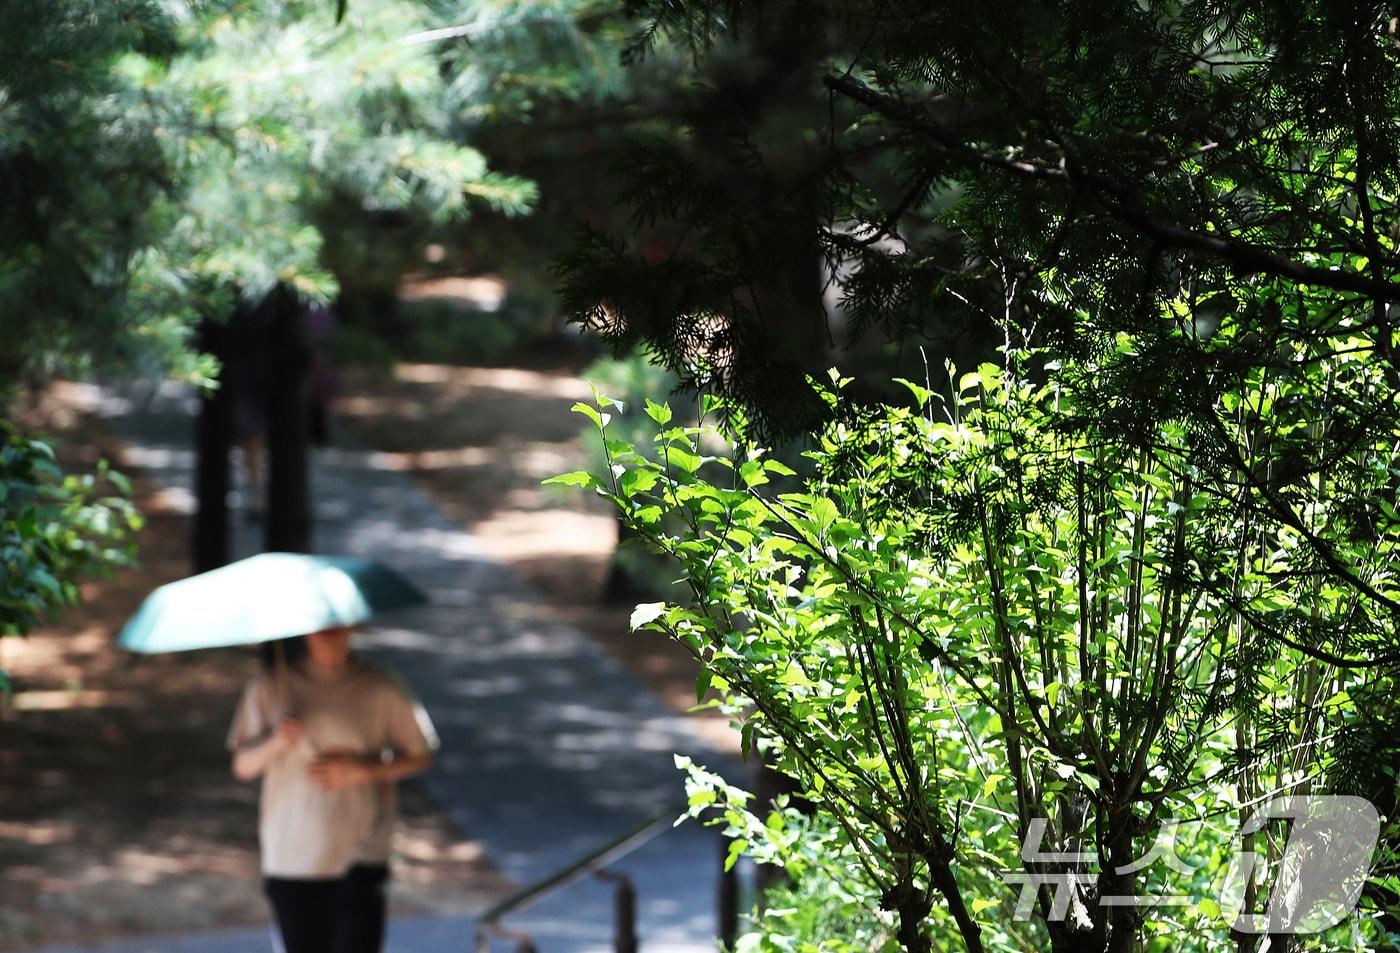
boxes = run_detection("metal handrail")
[473,801,688,953]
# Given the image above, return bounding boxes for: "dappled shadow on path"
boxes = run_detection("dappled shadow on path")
[338,362,739,752]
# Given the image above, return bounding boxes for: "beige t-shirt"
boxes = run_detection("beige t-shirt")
[227,659,438,878]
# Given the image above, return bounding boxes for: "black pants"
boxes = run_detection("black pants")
[265,864,388,953]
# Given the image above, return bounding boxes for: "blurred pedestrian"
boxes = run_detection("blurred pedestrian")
[228,626,437,953]
[228,303,272,519]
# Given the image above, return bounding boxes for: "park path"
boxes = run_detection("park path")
[31,382,745,953]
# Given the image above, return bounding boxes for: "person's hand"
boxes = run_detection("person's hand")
[233,717,304,781]
[308,752,375,791]
[271,717,303,754]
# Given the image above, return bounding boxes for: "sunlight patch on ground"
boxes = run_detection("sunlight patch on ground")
[110,847,196,885]
[9,689,139,711]
[399,275,508,311]
[0,821,76,846]
[2,634,83,684]
[395,830,488,864]
[148,484,198,514]
[392,363,594,398]
[473,510,615,560]
[336,393,434,418]
[364,442,580,476]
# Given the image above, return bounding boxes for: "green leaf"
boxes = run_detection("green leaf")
[620,468,659,495]
[543,470,597,488]
[739,459,769,488]
[604,438,635,458]
[665,446,702,473]
[571,402,606,428]
[893,377,933,406]
[740,720,756,762]
[777,661,810,687]
[633,504,663,524]
[644,399,672,426]
[724,837,748,871]
[630,602,667,630]
[105,464,130,495]
[808,496,839,530]
[695,666,713,701]
[971,898,998,914]
[31,569,61,600]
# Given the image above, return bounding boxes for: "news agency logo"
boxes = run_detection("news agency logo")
[1003,796,1380,934]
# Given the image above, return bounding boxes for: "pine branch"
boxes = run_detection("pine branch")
[823,73,1400,303]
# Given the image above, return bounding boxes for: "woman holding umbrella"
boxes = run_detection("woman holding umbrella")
[227,624,437,953]
[119,553,437,953]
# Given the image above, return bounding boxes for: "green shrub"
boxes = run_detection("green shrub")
[0,425,140,694]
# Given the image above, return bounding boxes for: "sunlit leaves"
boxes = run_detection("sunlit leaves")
[556,355,1392,950]
[148,1,542,302]
[0,426,139,639]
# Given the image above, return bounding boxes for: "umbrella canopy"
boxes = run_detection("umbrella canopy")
[118,553,428,653]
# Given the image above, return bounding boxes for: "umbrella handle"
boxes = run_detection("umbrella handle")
[273,640,292,718]
[271,641,319,758]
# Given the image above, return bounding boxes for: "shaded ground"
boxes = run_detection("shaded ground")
[1,357,734,950]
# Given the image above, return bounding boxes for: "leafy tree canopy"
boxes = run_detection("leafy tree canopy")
[0,1,197,391]
[557,3,1400,950]
[566,356,1400,951]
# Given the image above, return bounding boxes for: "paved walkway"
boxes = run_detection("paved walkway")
[33,382,745,953]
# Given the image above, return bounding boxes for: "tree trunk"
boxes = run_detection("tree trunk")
[193,318,233,572]
[922,837,986,953]
[1096,804,1140,953]
[892,889,933,953]
[264,286,313,554]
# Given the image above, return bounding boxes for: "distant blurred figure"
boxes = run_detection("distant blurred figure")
[229,302,339,517]
[228,304,273,519]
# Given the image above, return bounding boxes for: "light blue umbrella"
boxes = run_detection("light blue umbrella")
[118,553,428,653]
